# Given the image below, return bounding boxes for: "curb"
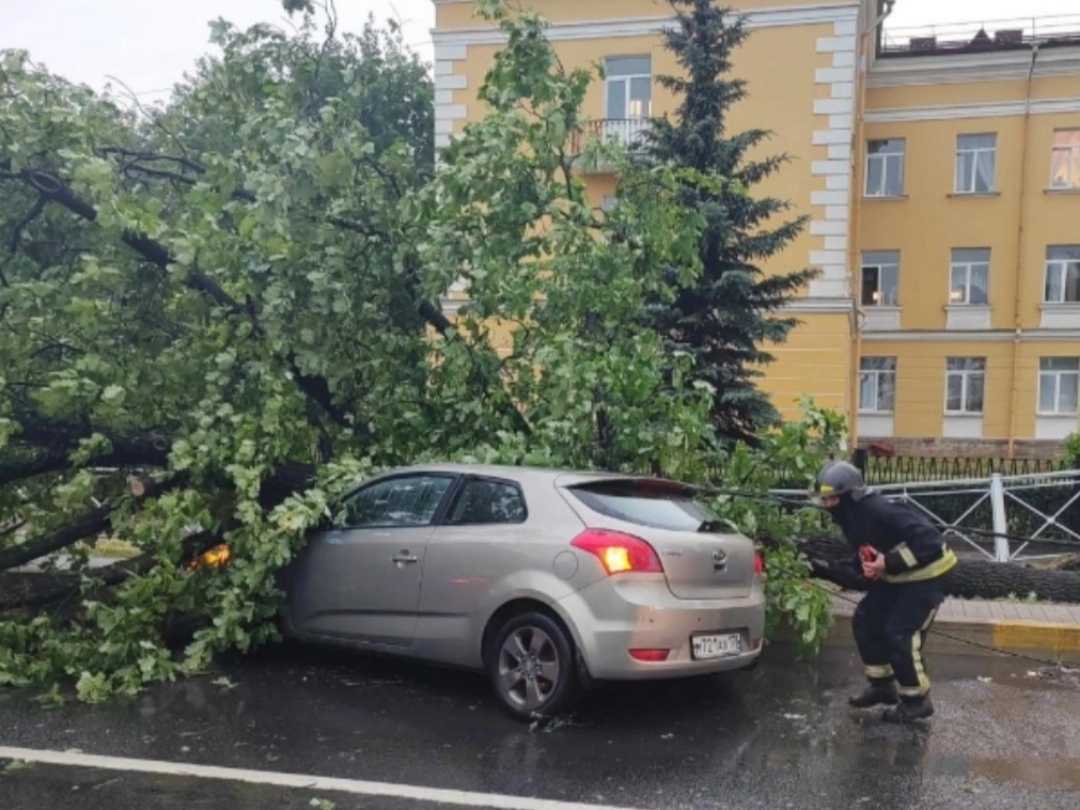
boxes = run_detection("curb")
[823,611,1080,665]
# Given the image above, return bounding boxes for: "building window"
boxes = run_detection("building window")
[945,358,986,415]
[605,56,652,120]
[1050,130,1080,189]
[1039,358,1080,415]
[1045,246,1080,303]
[865,139,905,197]
[861,251,899,306]
[950,248,990,305]
[859,357,896,413]
[955,133,996,193]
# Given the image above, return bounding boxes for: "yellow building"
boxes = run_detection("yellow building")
[432,1,1080,457]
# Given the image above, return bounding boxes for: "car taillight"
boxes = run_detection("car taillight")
[571,529,664,575]
[754,551,765,577]
[629,648,670,662]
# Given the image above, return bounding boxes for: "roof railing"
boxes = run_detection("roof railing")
[880,13,1080,57]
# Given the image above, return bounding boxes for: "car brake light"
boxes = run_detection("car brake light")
[629,648,670,662]
[571,529,664,575]
[754,551,765,577]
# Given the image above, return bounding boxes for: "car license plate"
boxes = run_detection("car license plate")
[692,633,742,660]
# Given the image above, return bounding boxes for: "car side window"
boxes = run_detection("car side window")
[341,475,455,528]
[447,479,527,525]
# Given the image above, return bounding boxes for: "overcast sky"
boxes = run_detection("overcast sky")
[6,1,1079,104]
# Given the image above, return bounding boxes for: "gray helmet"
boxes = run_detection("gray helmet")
[814,460,868,502]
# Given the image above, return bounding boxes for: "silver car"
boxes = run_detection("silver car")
[281,464,765,718]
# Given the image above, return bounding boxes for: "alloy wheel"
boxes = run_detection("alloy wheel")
[496,625,561,711]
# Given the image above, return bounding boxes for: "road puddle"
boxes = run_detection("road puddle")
[968,757,1080,792]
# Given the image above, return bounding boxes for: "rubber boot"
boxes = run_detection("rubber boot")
[848,678,899,708]
[883,694,934,723]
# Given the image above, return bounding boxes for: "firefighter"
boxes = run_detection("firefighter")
[815,461,958,722]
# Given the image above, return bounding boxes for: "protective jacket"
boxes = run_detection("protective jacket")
[831,491,957,583]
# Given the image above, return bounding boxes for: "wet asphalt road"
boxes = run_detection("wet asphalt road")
[1,641,1079,810]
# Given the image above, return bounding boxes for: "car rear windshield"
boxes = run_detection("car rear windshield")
[567,480,720,532]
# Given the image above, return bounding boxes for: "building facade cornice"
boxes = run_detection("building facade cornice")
[868,45,1080,88]
[432,3,860,46]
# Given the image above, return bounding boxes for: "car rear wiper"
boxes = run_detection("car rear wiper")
[698,520,726,533]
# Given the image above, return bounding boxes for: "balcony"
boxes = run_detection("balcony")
[569,118,655,171]
[880,14,1080,58]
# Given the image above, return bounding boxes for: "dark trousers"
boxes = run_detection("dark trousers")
[852,578,946,699]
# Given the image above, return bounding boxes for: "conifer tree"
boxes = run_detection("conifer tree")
[646,0,817,440]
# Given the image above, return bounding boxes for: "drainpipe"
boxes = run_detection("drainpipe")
[1006,42,1040,458]
[850,1,894,450]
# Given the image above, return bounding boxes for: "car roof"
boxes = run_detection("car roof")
[374,463,658,487]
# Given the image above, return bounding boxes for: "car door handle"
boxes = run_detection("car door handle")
[392,552,419,565]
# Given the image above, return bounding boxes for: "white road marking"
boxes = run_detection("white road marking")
[0,745,640,810]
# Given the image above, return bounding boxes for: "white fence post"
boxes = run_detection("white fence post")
[990,473,1010,562]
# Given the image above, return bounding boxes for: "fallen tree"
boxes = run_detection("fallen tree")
[799,535,1080,602]
[0,6,720,698]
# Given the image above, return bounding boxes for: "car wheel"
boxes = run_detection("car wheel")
[488,611,578,719]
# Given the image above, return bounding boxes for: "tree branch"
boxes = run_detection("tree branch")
[122,164,198,187]
[1,519,26,539]
[3,161,394,431]
[9,194,47,254]
[99,148,206,175]
[289,360,353,432]
[1,411,173,491]
[0,477,180,572]
[103,75,194,160]
[16,168,244,314]
[0,510,111,572]
[418,299,452,336]
[0,438,170,488]
[0,452,67,487]
[0,531,223,612]
[332,220,454,338]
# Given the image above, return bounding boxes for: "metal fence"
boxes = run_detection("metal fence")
[859,455,1066,486]
[775,469,1080,563]
[880,14,1080,55]
[873,470,1080,562]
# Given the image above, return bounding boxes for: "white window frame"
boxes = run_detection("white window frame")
[1045,246,1080,304]
[1038,358,1080,416]
[945,358,986,415]
[949,248,990,305]
[955,133,997,194]
[860,251,900,307]
[603,56,652,121]
[865,139,905,198]
[859,358,897,414]
[1050,129,1080,190]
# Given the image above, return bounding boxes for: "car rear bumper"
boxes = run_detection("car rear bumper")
[558,575,766,680]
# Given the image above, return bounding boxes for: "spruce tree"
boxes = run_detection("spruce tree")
[645,0,817,441]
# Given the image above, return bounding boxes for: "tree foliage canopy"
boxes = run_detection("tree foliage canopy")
[0,4,747,699]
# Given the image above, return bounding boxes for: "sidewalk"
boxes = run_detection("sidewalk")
[827,593,1080,665]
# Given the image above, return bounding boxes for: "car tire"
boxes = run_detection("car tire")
[488,611,578,720]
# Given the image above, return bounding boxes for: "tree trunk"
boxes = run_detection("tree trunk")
[0,531,221,614]
[799,535,1080,603]
[0,510,111,572]
[0,477,183,573]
